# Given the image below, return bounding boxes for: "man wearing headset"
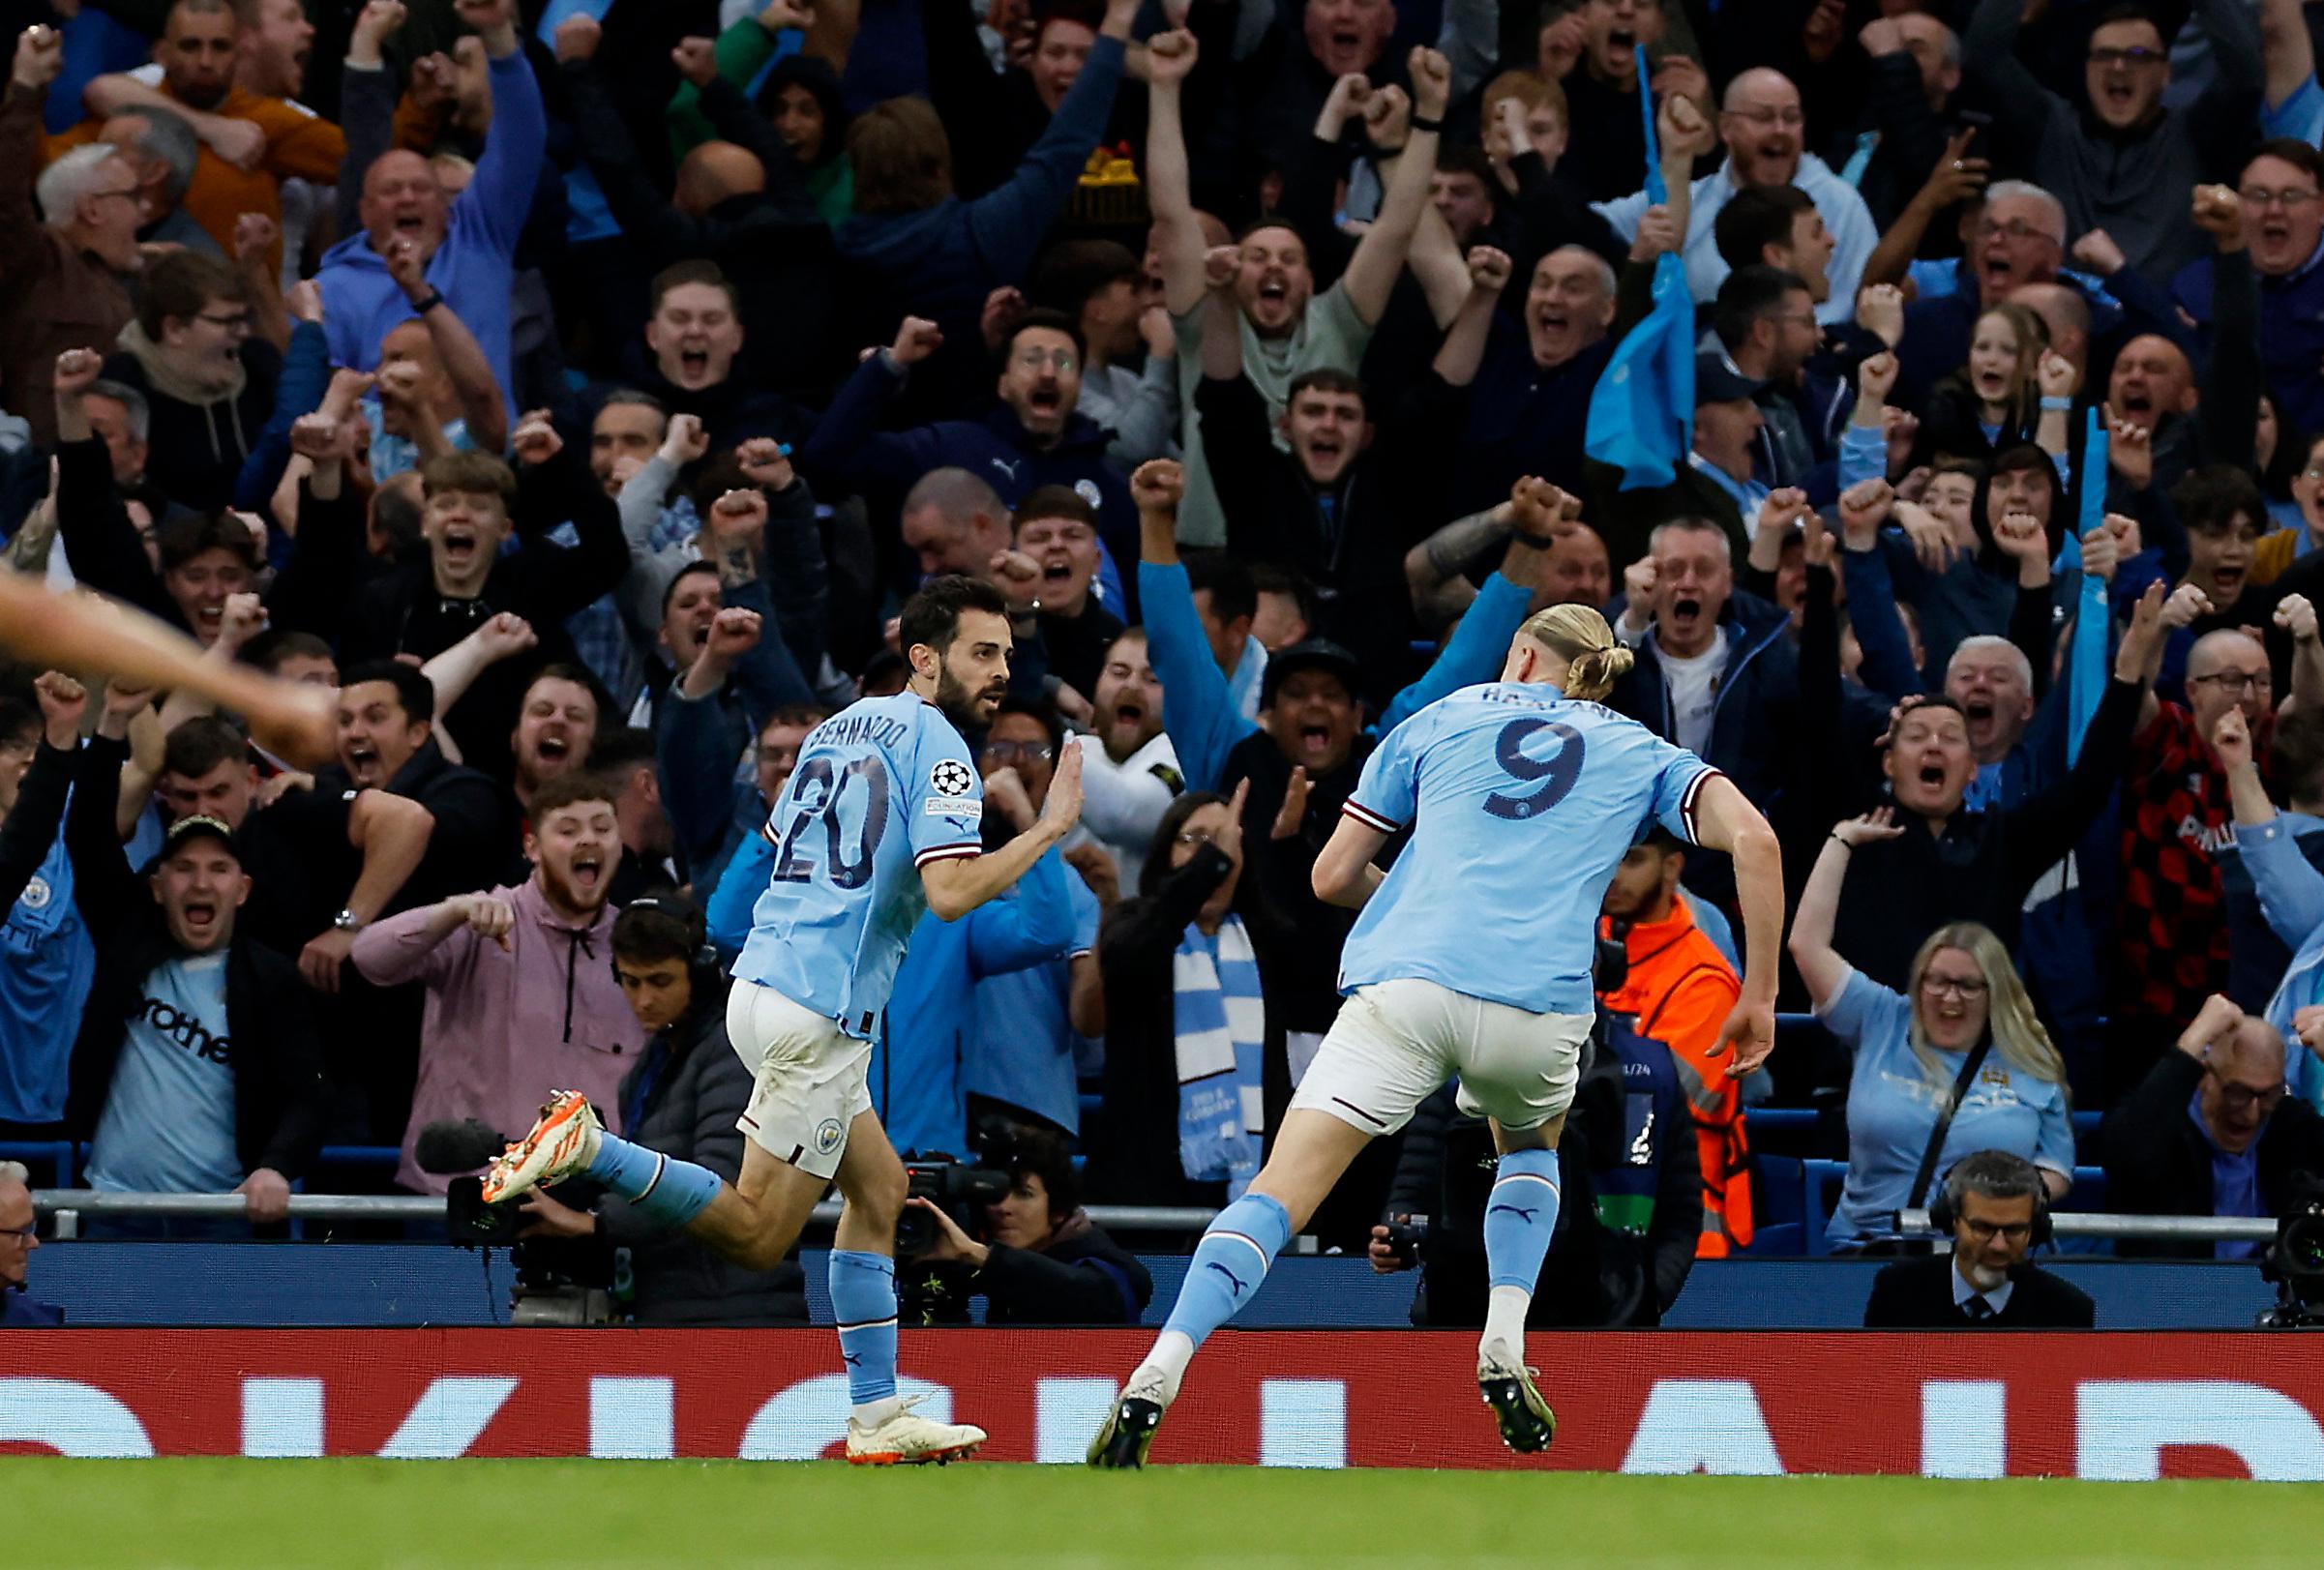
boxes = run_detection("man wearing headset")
[516,895,809,1325]
[1862,1149,2096,1328]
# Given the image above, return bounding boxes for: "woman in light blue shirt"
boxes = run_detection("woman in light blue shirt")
[1792,809,2075,1249]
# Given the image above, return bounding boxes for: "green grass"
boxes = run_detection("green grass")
[16,1460,2324,1569]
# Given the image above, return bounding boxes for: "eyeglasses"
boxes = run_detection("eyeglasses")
[1176,829,1223,847]
[2088,45,2166,69]
[985,741,1055,763]
[1921,975,1989,999]
[91,187,142,207]
[2189,670,2272,696]
[1979,219,2057,245]
[1958,1219,2033,1243]
[0,1220,33,1241]
[2210,1075,2287,1114]
[1013,349,1078,372]
[1723,105,1804,129]
[2239,187,2319,212]
[196,311,253,334]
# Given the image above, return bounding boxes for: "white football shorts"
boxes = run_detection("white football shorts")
[727,979,874,1179]
[1288,978,1590,1136]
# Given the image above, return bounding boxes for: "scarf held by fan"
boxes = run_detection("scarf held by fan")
[1173,915,1265,1196]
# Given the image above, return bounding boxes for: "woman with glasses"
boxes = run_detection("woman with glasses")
[1793,809,2073,1252]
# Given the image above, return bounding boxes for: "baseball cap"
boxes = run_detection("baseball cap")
[160,814,241,863]
[1260,638,1363,709]
[1694,354,1765,406]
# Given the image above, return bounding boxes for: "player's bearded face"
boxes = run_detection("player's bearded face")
[929,617,1013,728]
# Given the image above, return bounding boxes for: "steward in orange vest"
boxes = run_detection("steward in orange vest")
[1597,830,1754,1257]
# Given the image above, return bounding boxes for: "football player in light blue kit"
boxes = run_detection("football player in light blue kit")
[1091,593,1784,1466]
[486,576,1085,1465]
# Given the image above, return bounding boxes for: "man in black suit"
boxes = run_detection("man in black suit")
[1863,1151,2097,1328]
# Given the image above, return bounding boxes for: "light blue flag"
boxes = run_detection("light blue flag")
[2060,408,2111,764]
[1585,47,1693,490]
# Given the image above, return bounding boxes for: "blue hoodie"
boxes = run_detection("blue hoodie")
[705,831,1076,1154]
[315,49,547,411]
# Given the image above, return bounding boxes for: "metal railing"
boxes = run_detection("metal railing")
[28,1190,1223,1238]
[1900,1208,2279,1243]
[31,1187,2283,1246]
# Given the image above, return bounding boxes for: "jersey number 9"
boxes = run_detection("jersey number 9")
[1483,719,1585,821]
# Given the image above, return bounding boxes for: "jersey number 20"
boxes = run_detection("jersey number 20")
[771,755,891,890]
[1484,719,1585,821]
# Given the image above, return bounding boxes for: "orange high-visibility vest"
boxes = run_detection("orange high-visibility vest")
[1598,893,1753,1257]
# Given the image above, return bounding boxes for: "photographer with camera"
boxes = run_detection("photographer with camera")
[516,897,807,1324]
[900,1126,1151,1325]
[2101,993,2324,1261]
[1366,1012,1702,1328]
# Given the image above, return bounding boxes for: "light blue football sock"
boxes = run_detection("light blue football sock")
[829,1249,899,1407]
[1160,1192,1293,1350]
[1483,1147,1562,1292]
[581,1132,723,1229]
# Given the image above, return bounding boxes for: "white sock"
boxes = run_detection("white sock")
[1128,1330,1196,1404]
[851,1395,903,1426]
[1480,1286,1531,1364]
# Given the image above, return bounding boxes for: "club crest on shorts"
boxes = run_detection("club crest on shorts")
[815,1118,846,1155]
[930,758,975,797]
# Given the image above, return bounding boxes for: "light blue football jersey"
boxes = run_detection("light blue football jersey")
[1338,682,1720,1017]
[733,692,985,1036]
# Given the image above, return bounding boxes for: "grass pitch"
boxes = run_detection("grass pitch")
[16,1459,2324,1568]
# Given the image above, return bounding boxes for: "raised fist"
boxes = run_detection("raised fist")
[2071,228,2127,279]
[661,411,708,465]
[13,24,62,94]
[709,489,770,536]
[232,212,278,266]
[1408,46,1451,120]
[1465,246,1512,293]
[670,37,717,87]
[1836,477,1895,536]
[1856,350,1898,405]
[52,347,102,400]
[1145,28,1197,86]
[288,412,346,461]
[1131,459,1184,513]
[553,14,601,61]
[1992,510,2045,562]
[511,414,562,466]
[703,607,763,661]
[1855,284,1905,349]
[2036,349,2077,402]
[889,316,943,367]
[2191,184,2244,248]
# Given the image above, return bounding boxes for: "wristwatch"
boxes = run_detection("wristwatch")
[332,908,367,934]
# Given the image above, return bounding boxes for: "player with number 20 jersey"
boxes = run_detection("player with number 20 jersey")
[482,577,1084,1468]
[733,692,987,1039]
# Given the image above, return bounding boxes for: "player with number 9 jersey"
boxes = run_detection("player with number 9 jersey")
[1336,684,1719,1019]
[732,691,987,1037]
[1091,602,1782,1473]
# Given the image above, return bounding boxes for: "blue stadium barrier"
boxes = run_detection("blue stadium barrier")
[22,1244,2281,1330]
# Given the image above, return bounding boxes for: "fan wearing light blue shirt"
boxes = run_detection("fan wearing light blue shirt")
[1791,811,2076,1250]
[1090,591,1787,1470]
[484,576,1087,1467]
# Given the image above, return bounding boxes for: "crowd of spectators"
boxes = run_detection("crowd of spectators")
[12,0,2324,1327]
